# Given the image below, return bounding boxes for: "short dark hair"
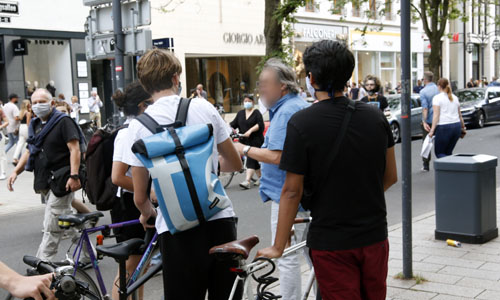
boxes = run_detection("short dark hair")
[303,40,354,93]
[112,81,151,116]
[8,93,18,100]
[243,94,254,102]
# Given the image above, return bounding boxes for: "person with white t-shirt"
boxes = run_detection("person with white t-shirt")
[122,49,242,300]
[428,78,466,158]
[110,81,152,300]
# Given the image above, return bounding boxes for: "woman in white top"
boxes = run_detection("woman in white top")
[110,81,153,300]
[428,78,466,158]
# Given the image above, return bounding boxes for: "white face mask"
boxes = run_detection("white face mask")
[244,102,253,110]
[306,76,316,100]
[32,103,52,118]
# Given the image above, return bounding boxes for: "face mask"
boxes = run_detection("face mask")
[32,103,52,118]
[367,90,376,96]
[244,102,253,110]
[305,76,316,100]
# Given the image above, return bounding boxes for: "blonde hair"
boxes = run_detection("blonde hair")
[18,99,31,118]
[437,78,453,102]
[137,48,182,95]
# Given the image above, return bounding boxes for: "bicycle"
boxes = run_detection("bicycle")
[19,255,100,300]
[6,212,161,300]
[209,217,321,300]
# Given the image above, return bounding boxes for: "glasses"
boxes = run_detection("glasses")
[366,83,376,87]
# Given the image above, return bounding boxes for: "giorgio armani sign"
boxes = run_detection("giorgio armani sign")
[223,32,265,45]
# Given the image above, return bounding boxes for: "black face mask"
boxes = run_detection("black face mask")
[367,90,376,96]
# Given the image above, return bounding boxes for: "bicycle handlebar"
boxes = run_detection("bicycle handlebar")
[23,255,55,274]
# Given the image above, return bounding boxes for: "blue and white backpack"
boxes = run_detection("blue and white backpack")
[132,98,231,234]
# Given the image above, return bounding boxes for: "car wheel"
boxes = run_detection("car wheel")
[391,122,400,143]
[477,110,485,128]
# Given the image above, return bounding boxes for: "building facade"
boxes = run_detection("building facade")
[0,0,91,108]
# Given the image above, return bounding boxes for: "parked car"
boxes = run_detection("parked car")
[454,87,500,128]
[385,94,423,143]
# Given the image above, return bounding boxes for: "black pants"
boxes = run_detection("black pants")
[159,217,242,300]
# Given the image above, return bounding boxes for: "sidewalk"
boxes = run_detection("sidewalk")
[0,161,44,216]
[269,188,500,300]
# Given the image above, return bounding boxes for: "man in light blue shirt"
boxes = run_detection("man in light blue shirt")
[234,58,309,300]
[419,71,439,171]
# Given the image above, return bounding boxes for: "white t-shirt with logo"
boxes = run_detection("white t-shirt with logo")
[122,95,235,234]
[432,92,461,125]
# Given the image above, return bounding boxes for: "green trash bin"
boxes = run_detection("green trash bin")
[434,154,498,244]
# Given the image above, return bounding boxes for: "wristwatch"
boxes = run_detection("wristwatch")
[243,145,251,156]
[69,174,80,180]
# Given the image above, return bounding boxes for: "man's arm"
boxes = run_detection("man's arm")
[234,142,282,165]
[384,146,398,191]
[256,172,304,258]
[131,166,157,230]
[65,140,81,192]
[0,261,54,300]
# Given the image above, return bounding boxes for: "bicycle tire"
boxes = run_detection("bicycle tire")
[3,268,101,300]
[219,172,235,189]
[130,244,161,300]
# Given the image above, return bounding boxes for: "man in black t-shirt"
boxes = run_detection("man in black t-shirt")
[257,40,398,300]
[360,74,388,111]
[7,88,85,261]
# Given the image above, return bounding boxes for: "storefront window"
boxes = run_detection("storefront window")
[23,39,73,100]
[357,51,379,83]
[185,56,262,113]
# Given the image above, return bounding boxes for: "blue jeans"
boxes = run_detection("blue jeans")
[5,132,19,153]
[434,122,461,158]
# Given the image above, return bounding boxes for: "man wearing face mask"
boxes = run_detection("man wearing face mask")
[7,88,87,261]
[360,75,388,111]
[234,58,310,300]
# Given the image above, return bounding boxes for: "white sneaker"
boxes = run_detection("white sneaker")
[239,181,250,189]
[0,174,6,181]
[253,178,260,186]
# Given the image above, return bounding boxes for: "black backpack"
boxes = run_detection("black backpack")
[84,125,128,211]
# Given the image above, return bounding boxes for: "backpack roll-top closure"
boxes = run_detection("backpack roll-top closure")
[132,123,214,159]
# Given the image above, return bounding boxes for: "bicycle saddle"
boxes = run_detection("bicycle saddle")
[58,211,104,227]
[97,238,144,261]
[209,235,260,260]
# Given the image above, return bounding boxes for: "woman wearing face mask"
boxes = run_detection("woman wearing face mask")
[230,95,265,189]
[360,75,388,111]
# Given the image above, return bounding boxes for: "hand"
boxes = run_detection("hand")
[233,142,245,156]
[8,273,55,300]
[139,207,157,231]
[461,128,467,139]
[65,177,81,192]
[428,130,434,138]
[423,122,431,132]
[7,173,17,191]
[255,246,283,260]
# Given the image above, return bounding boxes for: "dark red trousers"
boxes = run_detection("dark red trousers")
[311,239,389,300]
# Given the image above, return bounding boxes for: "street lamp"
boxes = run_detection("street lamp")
[492,38,500,52]
[466,41,475,54]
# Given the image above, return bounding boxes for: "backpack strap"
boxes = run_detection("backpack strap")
[175,98,192,127]
[135,113,160,134]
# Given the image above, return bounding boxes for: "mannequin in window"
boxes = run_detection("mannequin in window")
[46,80,56,97]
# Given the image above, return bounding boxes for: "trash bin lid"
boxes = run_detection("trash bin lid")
[434,154,498,172]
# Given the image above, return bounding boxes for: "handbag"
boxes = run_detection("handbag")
[421,135,434,158]
[301,98,356,210]
[49,164,86,197]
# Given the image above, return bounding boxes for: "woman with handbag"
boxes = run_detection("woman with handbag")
[428,78,466,158]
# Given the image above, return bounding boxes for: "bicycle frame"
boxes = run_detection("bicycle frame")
[69,219,159,298]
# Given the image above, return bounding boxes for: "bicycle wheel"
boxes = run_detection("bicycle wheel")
[3,268,101,300]
[130,244,161,300]
[219,172,235,189]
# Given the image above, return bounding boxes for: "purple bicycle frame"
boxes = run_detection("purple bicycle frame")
[72,219,158,296]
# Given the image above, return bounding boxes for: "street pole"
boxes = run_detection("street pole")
[112,0,124,124]
[400,0,413,279]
